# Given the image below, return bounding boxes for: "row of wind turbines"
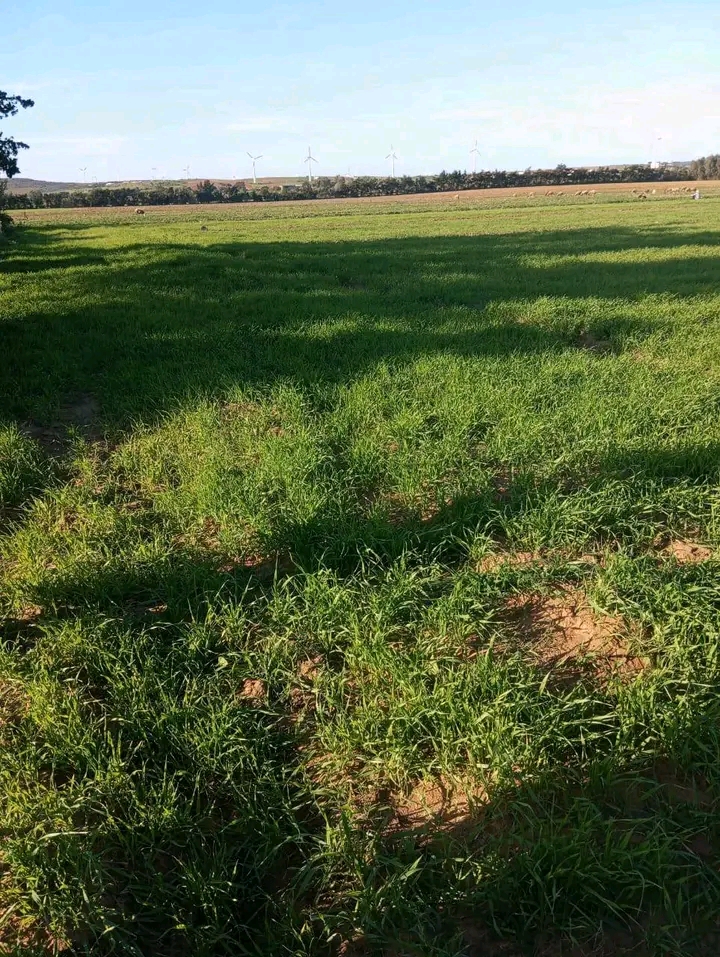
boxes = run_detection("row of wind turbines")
[243,140,481,184]
[75,140,482,186]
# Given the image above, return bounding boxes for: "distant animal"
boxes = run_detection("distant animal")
[454,194,460,200]
[201,225,208,231]
[135,208,145,215]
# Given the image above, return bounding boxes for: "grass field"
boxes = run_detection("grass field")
[2,192,720,955]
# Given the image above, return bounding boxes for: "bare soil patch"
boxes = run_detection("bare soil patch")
[353,776,492,845]
[501,587,641,674]
[577,329,614,354]
[477,551,538,573]
[238,678,266,705]
[1,605,45,648]
[22,393,101,456]
[298,656,323,681]
[655,536,713,564]
[392,778,479,833]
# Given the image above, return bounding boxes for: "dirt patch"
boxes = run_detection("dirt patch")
[125,599,168,617]
[1,605,44,648]
[392,778,481,833]
[492,466,515,501]
[0,678,30,729]
[457,921,523,957]
[651,760,714,808]
[219,551,293,580]
[577,330,613,354]
[656,537,713,564]
[477,551,538,573]
[22,393,102,456]
[501,587,641,674]
[59,393,98,429]
[238,678,266,705]
[15,604,42,623]
[298,656,323,681]
[0,915,72,954]
[353,776,490,842]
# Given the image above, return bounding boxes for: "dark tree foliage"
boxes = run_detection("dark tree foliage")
[5,157,713,211]
[689,154,720,179]
[0,90,35,178]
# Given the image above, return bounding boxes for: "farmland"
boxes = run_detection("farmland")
[2,192,720,955]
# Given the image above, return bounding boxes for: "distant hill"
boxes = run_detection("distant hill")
[5,177,85,193]
[5,175,308,194]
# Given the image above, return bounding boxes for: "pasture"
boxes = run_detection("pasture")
[2,192,720,955]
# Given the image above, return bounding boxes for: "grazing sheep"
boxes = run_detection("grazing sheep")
[135,208,145,215]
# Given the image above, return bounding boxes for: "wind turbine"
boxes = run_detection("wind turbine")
[151,167,158,180]
[470,139,480,174]
[304,145,317,182]
[247,152,263,184]
[79,167,87,182]
[385,144,398,177]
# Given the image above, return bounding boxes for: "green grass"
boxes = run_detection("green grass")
[2,194,720,955]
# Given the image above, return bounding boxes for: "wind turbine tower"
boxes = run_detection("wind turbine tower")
[183,165,191,179]
[386,144,398,177]
[470,139,480,174]
[247,152,263,184]
[304,146,317,182]
[79,167,87,182]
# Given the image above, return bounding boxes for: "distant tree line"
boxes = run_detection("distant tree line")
[688,154,720,180]
[4,160,715,210]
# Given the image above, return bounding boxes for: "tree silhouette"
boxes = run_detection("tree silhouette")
[0,90,35,178]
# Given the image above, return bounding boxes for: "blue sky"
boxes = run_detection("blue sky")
[5,0,720,182]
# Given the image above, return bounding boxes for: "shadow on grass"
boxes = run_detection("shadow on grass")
[339,764,720,956]
[2,222,719,426]
[3,219,720,955]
